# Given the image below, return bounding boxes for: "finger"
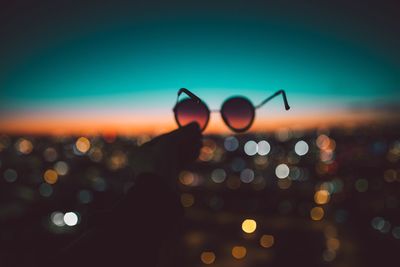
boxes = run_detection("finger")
[150,122,200,145]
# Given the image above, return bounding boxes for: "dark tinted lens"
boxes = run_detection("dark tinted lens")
[221,97,255,132]
[174,98,209,131]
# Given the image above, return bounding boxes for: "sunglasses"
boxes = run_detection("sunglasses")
[173,88,290,133]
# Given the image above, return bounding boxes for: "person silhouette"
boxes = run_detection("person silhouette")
[45,123,202,267]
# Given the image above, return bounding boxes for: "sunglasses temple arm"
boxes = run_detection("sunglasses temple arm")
[177,88,201,104]
[255,89,291,110]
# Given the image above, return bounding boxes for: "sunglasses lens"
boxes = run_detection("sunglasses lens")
[221,97,255,132]
[174,98,209,131]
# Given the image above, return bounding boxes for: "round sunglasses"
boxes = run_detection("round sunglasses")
[173,88,290,133]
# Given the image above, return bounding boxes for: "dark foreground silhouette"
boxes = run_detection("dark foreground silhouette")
[44,123,202,267]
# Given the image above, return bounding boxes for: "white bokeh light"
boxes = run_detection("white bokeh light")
[275,164,290,179]
[51,211,65,227]
[294,140,309,156]
[257,140,271,156]
[240,168,255,183]
[63,212,79,226]
[244,140,258,156]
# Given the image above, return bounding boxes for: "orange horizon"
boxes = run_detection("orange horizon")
[0,109,397,136]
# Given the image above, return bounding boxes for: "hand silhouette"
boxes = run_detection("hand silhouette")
[130,122,202,188]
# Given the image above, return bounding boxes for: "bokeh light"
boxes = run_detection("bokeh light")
[326,238,340,251]
[244,140,258,156]
[15,138,33,155]
[3,169,18,183]
[75,137,91,154]
[240,168,255,183]
[294,140,309,156]
[257,140,271,156]
[39,183,53,197]
[43,147,58,162]
[63,212,79,226]
[232,246,247,259]
[242,219,257,234]
[179,171,195,186]
[51,212,65,227]
[260,234,274,248]
[200,251,216,264]
[181,193,195,208]
[224,136,239,152]
[211,169,226,183]
[54,161,69,176]
[43,169,58,184]
[310,207,325,221]
[275,164,290,179]
[314,189,330,205]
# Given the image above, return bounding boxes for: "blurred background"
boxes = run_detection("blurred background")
[0,0,399,266]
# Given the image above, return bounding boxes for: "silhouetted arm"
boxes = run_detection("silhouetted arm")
[50,172,183,267]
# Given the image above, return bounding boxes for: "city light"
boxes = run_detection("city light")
[63,212,79,226]
[75,137,91,154]
[242,219,257,234]
[15,138,33,155]
[314,190,330,205]
[257,140,271,156]
[232,246,247,259]
[224,136,239,152]
[200,251,216,264]
[3,169,18,183]
[260,234,274,248]
[211,168,226,183]
[244,140,258,156]
[310,207,325,221]
[180,193,195,208]
[54,161,69,176]
[43,169,58,184]
[294,140,309,156]
[1,125,400,266]
[275,164,290,179]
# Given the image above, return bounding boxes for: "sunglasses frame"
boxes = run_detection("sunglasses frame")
[173,88,290,133]
[173,96,211,131]
[220,96,255,132]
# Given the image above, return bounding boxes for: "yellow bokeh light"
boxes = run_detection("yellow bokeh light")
[310,207,324,221]
[75,137,91,153]
[108,150,127,170]
[179,171,195,186]
[326,238,340,251]
[180,193,195,208]
[44,169,58,184]
[242,219,257,234]
[200,251,216,264]
[232,246,247,259]
[198,139,216,162]
[314,189,330,204]
[316,134,330,149]
[16,138,33,154]
[324,225,338,238]
[260,234,274,248]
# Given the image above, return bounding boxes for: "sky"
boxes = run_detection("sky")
[0,0,399,134]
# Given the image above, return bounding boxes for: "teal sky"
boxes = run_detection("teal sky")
[1,0,399,120]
